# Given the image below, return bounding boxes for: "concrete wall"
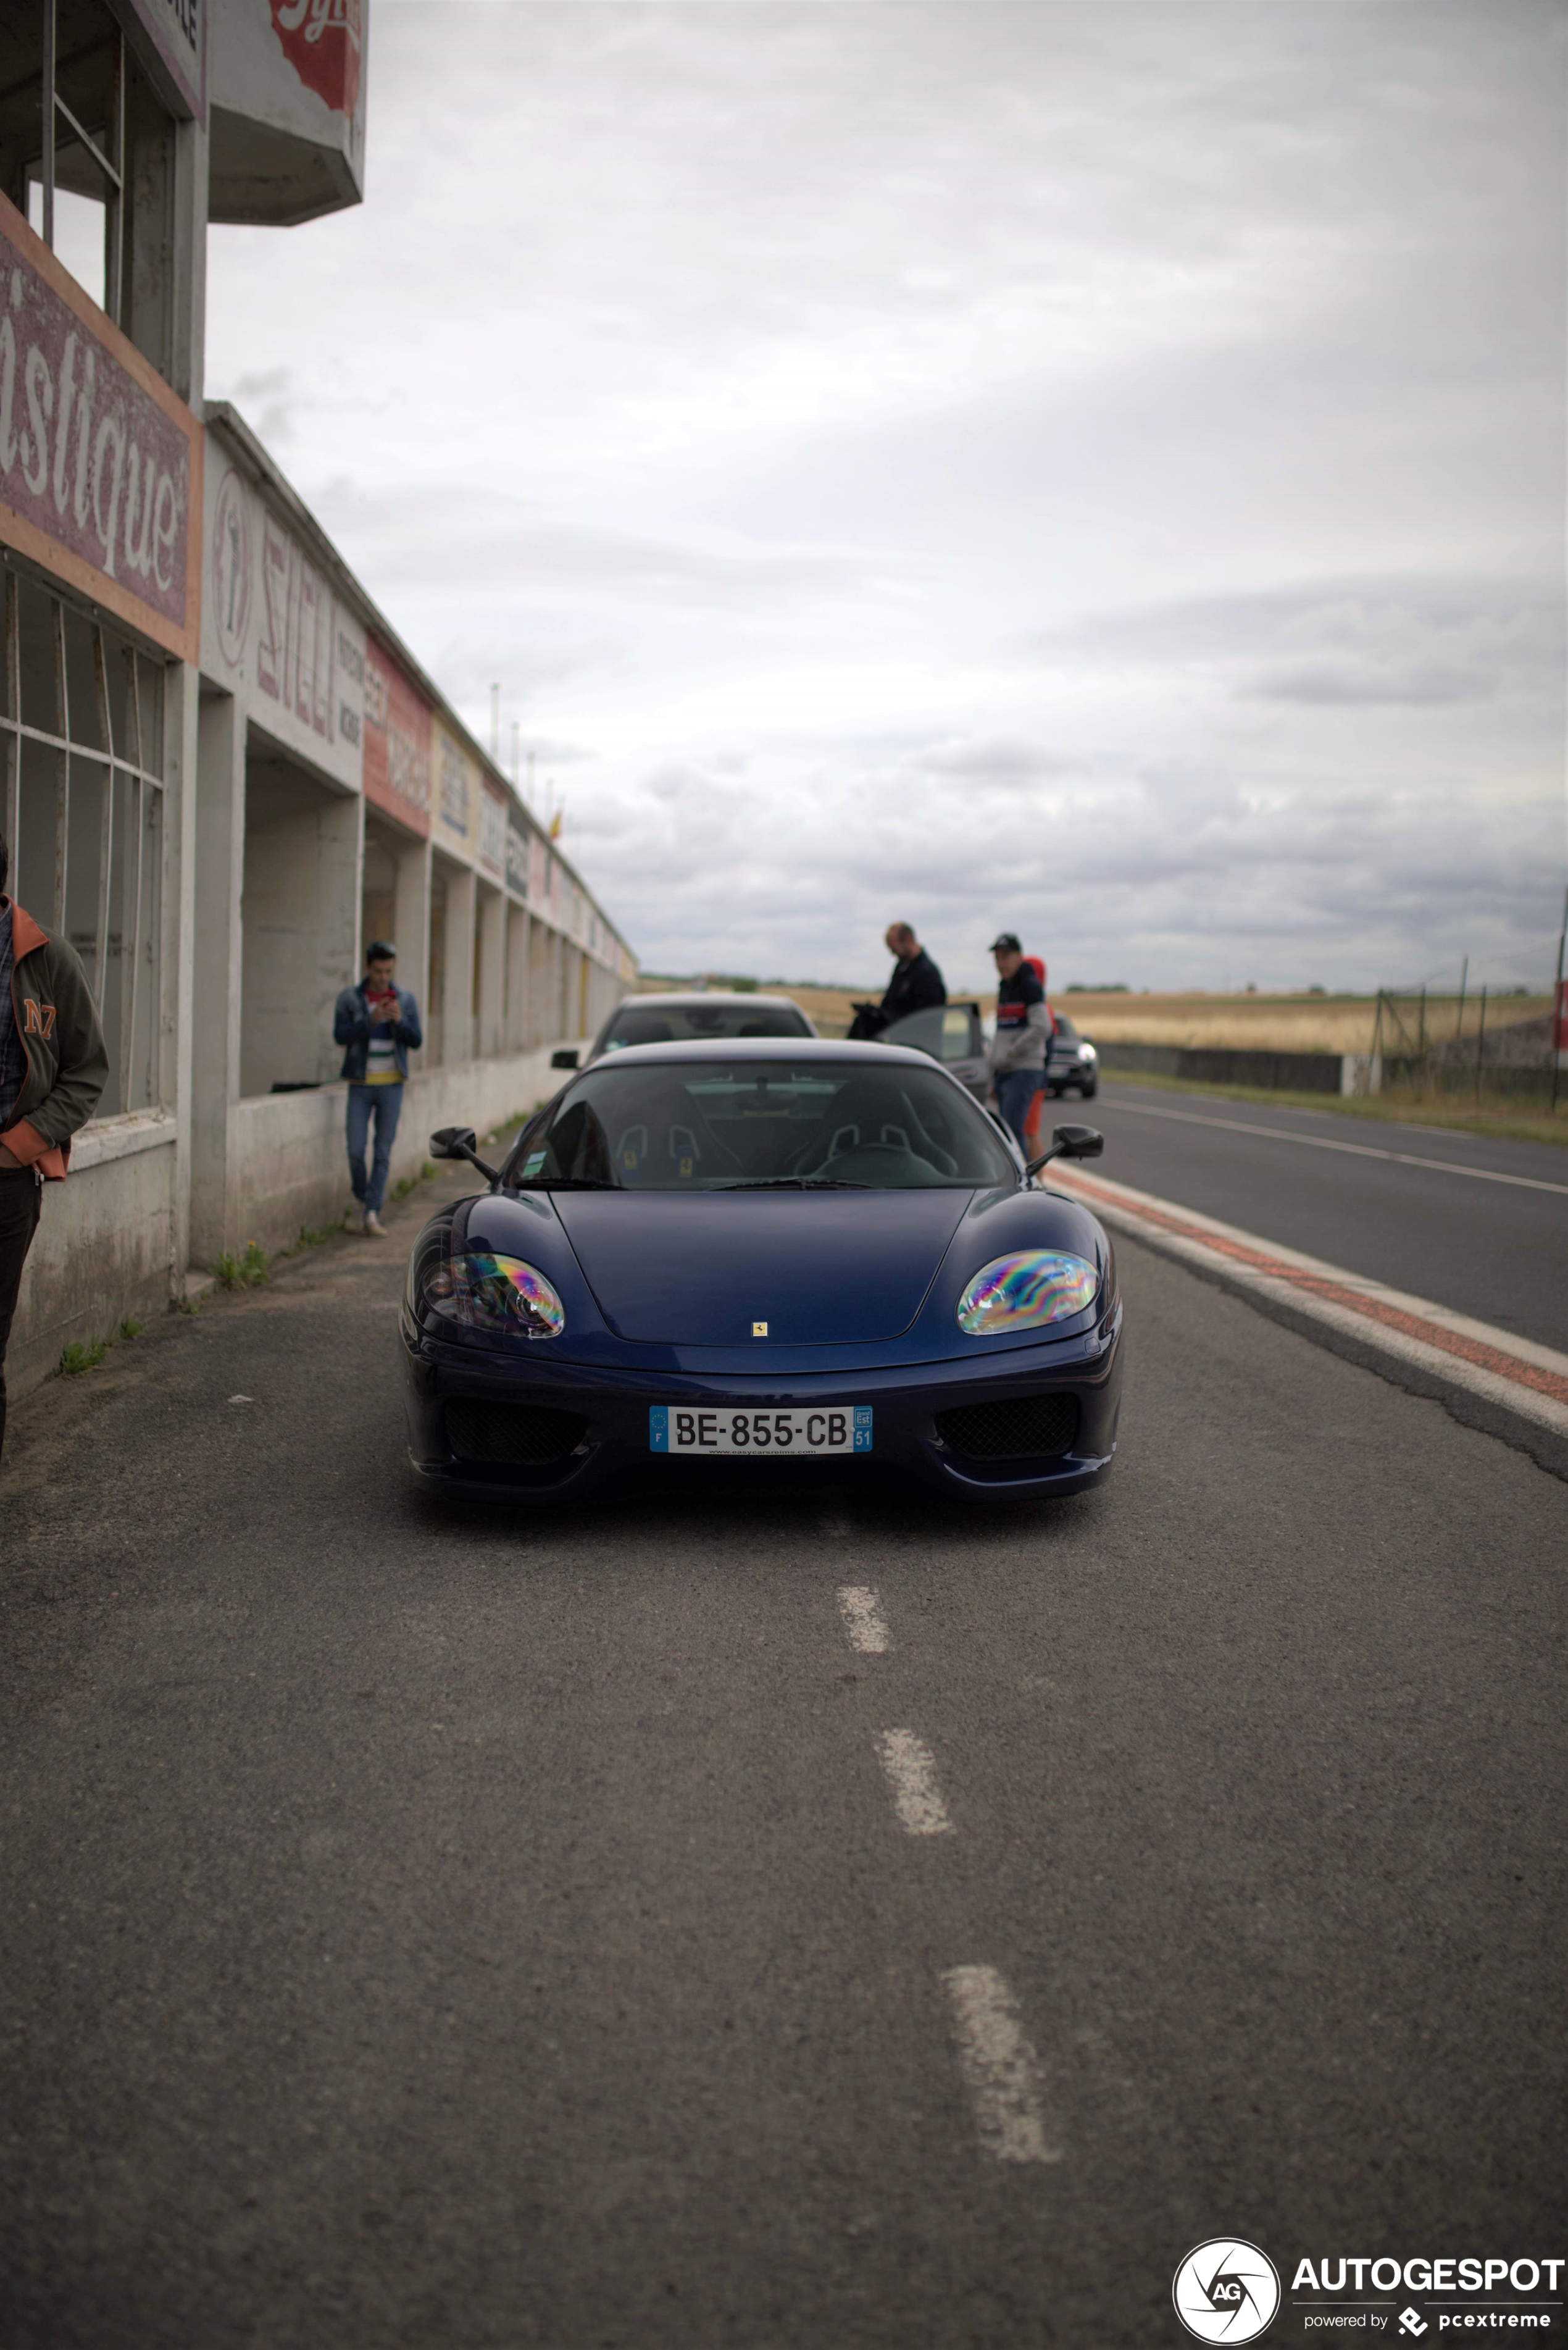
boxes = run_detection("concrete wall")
[222,1036,586,1261]
[8,1115,180,1392]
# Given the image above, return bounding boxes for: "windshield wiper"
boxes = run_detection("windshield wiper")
[714,1176,870,1190]
[514,1176,619,1190]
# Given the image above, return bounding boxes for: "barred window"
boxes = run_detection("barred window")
[1,564,166,1117]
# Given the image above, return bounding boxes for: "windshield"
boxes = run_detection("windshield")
[509,1060,1017,1190]
[595,1001,811,1052]
[1052,1014,1078,1042]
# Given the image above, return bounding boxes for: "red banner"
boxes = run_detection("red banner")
[362,636,431,837]
[270,0,364,117]
[1554,977,1568,1068]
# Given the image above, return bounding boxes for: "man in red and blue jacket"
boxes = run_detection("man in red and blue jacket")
[988,930,1051,1154]
[0,830,109,1460]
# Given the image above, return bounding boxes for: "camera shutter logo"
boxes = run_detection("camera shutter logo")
[1172,2240,1281,2344]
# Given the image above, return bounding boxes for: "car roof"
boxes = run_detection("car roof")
[570,1036,952,1070]
[611,991,807,1010]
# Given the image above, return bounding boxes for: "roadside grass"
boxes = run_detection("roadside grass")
[56,1310,148,1374]
[211,1240,271,1290]
[1101,1068,1567,1149]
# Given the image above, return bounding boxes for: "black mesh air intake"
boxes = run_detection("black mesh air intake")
[444,1398,588,1466]
[934,1392,1080,1461]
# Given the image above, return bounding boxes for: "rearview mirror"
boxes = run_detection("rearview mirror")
[1053,1124,1103,1160]
[551,1048,580,1070]
[429,1126,477,1160]
[428,1125,503,1185]
[1024,1123,1104,1178]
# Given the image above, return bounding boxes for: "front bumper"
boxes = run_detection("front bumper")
[399,1307,1123,1503]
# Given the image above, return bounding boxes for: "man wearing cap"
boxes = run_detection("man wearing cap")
[333,941,423,1236]
[988,931,1049,1155]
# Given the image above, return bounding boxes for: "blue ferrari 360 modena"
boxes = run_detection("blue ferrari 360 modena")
[399,1038,1122,1501]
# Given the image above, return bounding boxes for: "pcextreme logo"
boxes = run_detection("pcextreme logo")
[1174,2239,1283,2343]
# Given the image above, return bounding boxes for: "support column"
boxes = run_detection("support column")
[505,904,529,1051]
[443,864,478,1069]
[528,916,549,1049]
[394,837,432,1050]
[477,882,506,1060]
[188,690,246,1268]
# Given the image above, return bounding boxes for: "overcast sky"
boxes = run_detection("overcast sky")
[206,2,1566,993]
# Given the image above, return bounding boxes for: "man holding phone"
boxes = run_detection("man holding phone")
[333,940,423,1235]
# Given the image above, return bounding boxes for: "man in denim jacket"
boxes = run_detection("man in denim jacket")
[333,941,423,1235]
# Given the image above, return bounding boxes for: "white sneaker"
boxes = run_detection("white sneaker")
[363,1209,386,1236]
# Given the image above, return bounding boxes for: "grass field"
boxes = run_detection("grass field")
[639,978,1549,1053]
[1048,991,1549,1055]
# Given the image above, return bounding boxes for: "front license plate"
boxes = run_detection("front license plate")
[649,1405,872,1456]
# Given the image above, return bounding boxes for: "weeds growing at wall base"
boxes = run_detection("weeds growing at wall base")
[211,1242,270,1290]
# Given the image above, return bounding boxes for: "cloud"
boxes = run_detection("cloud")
[203,1,1565,992]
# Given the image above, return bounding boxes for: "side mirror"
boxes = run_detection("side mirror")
[429,1125,501,1185]
[551,1048,580,1070]
[1024,1123,1104,1177]
[430,1126,477,1160]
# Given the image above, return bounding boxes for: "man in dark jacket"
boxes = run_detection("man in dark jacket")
[879,923,946,1024]
[333,940,423,1236]
[0,831,109,1461]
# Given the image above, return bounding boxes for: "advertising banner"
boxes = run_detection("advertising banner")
[478,777,507,879]
[506,804,530,900]
[363,637,431,837]
[1555,978,1567,1073]
[433,723,478,864]
[204,443,364,790]
[209,0,367,222]
[0,195,201,663]
[111,0,207,122]
[529,837,549,914]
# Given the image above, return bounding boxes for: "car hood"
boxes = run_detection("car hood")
[549,1189,972,1345]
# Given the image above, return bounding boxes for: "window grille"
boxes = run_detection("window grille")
[0,563,166,1117]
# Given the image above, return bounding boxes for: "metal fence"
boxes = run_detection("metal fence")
[1370,987,1554,1108]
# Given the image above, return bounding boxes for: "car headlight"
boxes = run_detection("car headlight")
[422,1250,565,1339]
[957,1250,1098,1335]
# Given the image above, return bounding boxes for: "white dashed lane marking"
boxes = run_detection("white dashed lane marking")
[837,1585,890,1654]
[876,1729,953,1836]
[942,1965,1056,2164]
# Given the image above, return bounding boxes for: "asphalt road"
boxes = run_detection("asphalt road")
[1078,1081,1568,1352]
[2,1169,1564,2349]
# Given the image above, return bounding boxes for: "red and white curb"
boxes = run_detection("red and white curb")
[1049,1166,1568,1441]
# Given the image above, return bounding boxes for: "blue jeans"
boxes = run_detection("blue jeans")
[346,1082,404,1213]
[995,1067,1044,1157]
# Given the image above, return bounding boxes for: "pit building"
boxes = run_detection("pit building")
[0,0,635,1390]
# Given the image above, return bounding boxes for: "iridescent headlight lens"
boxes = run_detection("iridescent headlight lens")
[424,1250,565,1339]
[957,1250,1098,1336]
